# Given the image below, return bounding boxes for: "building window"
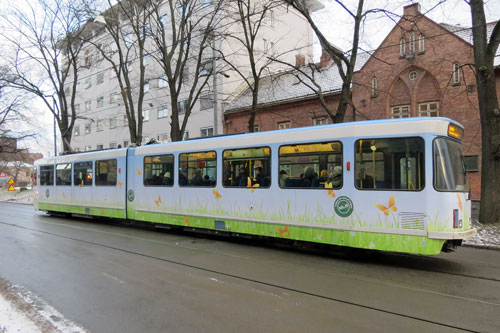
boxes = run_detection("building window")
[408,31,415,54]
[123,140,129,147]
[157,133,169,142]
[123,115,128,127]
[85,77,92,89]
[355,137,425,190]
[178,99,188,114]
[418,102,439,117]
[453,63,460,85]
[85,145,91,151]
[144,154,174,186]
[313,118,327,126]
[158,75,168,88]
[143,53,150,66]
[97,96,104,108]
[110,117,117,129]
[223,147,271,187]
[464,155,479,172]
[159,14,168,29]
[400,38,406,57]
[409,71,418,80]
[85,100,91,111]
[418,35,425,53]
[278,121,291,130]
[200,93,213,110]
[144,80,150,92]
[96,144,104,150]
[279,142,343,189]
[391,105,410,118]
[158,105,168,118]
[253,125,260,132]
[143,109,149,122]
[74,104,80,112]
[110,92,119,103]
[95,159,117,186]
[74,125,80,136]
[371,77,378,97]
[97,120,104,132]
[85,122,92,134]
[97,72,104,84]
[200,61,213,76]
[200,127,213,137]
[109,142,117,149]
[178,151,216,187]
[125,33,134,48]
[182,67,189,82]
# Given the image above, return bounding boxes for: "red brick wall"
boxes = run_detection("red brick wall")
[351,6,484,199]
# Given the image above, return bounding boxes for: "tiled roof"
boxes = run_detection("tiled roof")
[440,22,499,66]
[225,62,344,112]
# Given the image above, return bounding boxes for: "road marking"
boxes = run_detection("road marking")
[103,273,126,285]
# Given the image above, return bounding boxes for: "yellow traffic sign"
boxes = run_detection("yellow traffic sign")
[7,178,15,185]
[8,185,15,191]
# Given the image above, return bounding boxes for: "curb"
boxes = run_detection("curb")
[463,243,500,251]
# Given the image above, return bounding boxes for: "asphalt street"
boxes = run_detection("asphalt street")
[0,202,499,332]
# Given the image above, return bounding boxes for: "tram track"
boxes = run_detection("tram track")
[0,218,497,332]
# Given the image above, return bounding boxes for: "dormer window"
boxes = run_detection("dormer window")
[408,31,415,54]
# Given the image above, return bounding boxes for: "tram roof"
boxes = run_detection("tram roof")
[35,117,460,164]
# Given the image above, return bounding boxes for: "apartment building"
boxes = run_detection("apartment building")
[69,0,321,152]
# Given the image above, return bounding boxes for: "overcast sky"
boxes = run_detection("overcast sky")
[12,0,500,156]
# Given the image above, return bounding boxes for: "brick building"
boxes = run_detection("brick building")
[225,3,499,200]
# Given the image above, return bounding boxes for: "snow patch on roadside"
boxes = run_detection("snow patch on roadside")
[0,280,87,333]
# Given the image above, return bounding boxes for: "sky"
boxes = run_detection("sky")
[7,0,500,157]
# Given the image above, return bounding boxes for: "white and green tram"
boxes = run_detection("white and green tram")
[34,117,476,255]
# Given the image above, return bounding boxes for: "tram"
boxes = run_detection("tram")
[33,117,476,255]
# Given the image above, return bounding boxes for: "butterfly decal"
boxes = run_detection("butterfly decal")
[117,180,124,188]
[62,192,66,199]
[154,194,162,207]
[184,216,190,226]
[376,195,397,216]
[212,189,222,199]
[136,168,142,176]
[324,182,335,199]
[457,193,463,211]
[277,226,290,238]
[247,177,259,192]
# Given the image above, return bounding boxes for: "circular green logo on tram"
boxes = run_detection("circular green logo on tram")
[127,189,135,202]
[45,189,50,198]
[334,196,353,217]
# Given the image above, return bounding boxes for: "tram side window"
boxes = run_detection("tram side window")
[355,137,425,190]
[40,165,54,186]
[179,151,216,187]
[223,147,271,188]
[56,163,72,186]
[279,142,343,189]
[95,159,117,186]
[74,161,93,186]
[144,154,174,186]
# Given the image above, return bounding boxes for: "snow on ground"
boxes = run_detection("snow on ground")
[0,279,87,333]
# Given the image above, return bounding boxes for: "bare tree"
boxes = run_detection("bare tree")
[218,0,283,132]
[147,0,224,141]
[0,0,94,153]
[88,0,153,146]
[285,0,381,123]
[469,0,500,224]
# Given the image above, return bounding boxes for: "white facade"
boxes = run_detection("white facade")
[69,0,320,152]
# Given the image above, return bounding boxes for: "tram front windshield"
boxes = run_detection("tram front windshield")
[434,138,468,191]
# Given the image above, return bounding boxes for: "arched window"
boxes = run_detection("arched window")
[453,63,460,84]
[371,77,378,97]
[400,38,406,57]
[418,34,425,53]
[409,31,415,54]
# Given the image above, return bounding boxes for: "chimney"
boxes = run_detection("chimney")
[320,47,331,68]
[403,3,421,17]
[295,54,306,67]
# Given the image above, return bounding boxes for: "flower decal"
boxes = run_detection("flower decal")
[136,168,142,176]
[276,226,290,238]
[376,195,397,216]
[457,193,463,211]
[184,216,190,226]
